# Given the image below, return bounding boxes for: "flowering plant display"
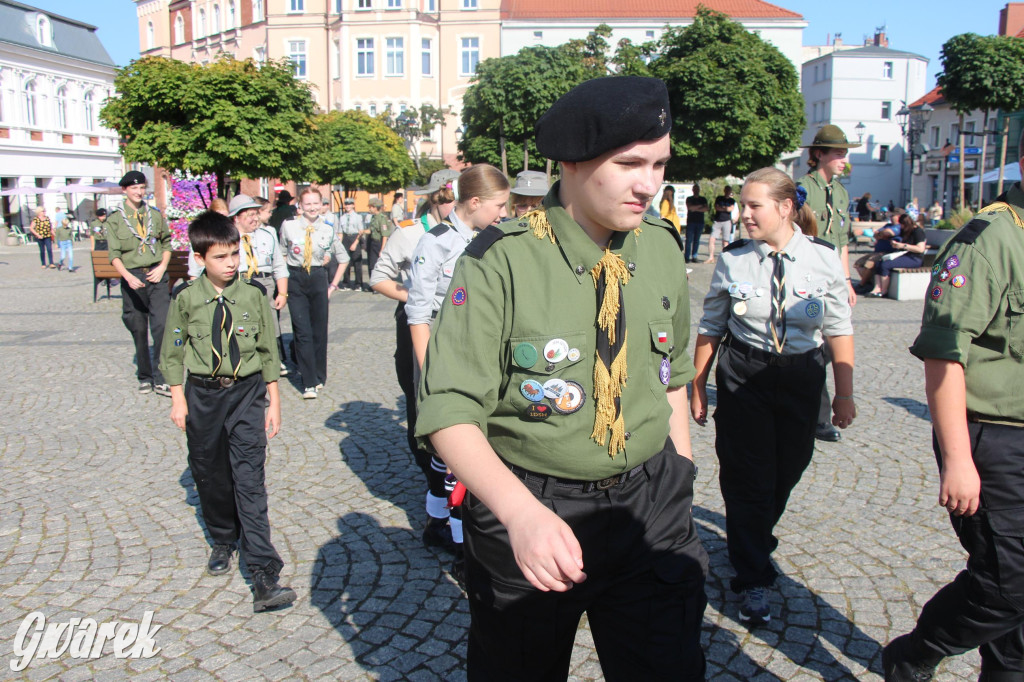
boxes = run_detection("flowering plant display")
[167,171,217,249]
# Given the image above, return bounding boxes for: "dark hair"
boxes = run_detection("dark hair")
[252,196,269,207]
[806,146,829,170]
[898,213,916,233]
[276,190,293,205]
[189,210,239,256]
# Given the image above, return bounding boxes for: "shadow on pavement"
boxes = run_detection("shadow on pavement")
[882,396,931,421]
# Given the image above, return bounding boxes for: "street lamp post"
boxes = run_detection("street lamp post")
[896,102,933,206]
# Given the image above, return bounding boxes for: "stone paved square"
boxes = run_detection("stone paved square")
[0,241,981,679]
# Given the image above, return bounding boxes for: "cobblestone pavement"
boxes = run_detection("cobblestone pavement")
[0,240,982,680]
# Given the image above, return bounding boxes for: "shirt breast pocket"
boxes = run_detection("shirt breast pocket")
[648,320,674,396]
[505,332,588,414]
[790,285,826,326]
[234,321,261,355]
[1008,291,1024,359]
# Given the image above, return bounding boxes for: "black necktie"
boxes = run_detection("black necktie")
[769,251,787,353]
[823,185,835,236]
[211,296,241,378]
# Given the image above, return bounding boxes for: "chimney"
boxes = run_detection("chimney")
[999,3,1024,36]
[873,30,888,47]
[834,33,842,47]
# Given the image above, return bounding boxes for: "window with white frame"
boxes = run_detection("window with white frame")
[289,41,307,78]
[881,101,892,120]
[333,40,340,78]
[369,103,377,116]
[147,22,154,49]
[198,9,206,37]
[175,15,185,43]
[357,0,372,8]
[357,38,375,76]
[883,61,893,79]
[56,86,68,129]
[421,38,431,75]
[228,1,236,28]
[36,15,51,46]
[289,0,304,12]
[259,178,269,198]
[254,46,266,64]
[462,0,477,8]
[930,125,940,147]
[813,64,819,82]
[252,0,263,21]
[879,144,889,163]
[460,37,479,75]
[212,4,221,32]
[386,38,404,76]
[22,80,37,127]
[386,0,401,7]
[83,91,95,132]
[646,30,655,39]
[354,103,362,111]
[425,0,435,10]
[334,0,341,11]
[812,102,819,123]
[533,30,542,41]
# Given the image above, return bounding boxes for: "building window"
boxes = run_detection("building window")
[175,15,185,43]
[387,0,401,7]
[198,9,206,37]
[462,0,477,8]
[22,80,37,127]
[56,86,68,129]
[252,0,263,21]
[425,0,435,10]
[212,4,221,32]
[334,0,341,11]
[533,30,542,41]
[36,15,51,47]
[460,37,480,76]
[357,38,375,76]
[421,38,431,75]
[930,125,940,148]
[83,91,95,132]
[354,103,362,110]
[881,101,891,120]
[358,0,372,8]
[259,178,270,198]
[333,40,340,78]
[813,65,819,82]
[289,0,304,12]
[369,103,377,116]
[646,30,655,38]
[883,61,893,79]
[228,1,236,28]
[146,22,154,49]
[289,41,307,78]
[386,38,404,76]
[812,102,819,123]
[254,46,266,64]
[879,144,889,163]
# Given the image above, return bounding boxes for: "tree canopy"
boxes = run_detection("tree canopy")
[938,33,1024,116]
[304,109,415,193]
[100,56,316,197]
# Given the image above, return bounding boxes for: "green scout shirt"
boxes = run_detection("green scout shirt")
[158,274,281,386]
[106,202,170,269]
[798,171,850,251]
[415,185,696,480]
[54,223,73,242]
[368,212,391,241]
[910,183,1024,423]
[89,219,107,240]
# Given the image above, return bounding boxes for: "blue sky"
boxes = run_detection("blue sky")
[30,0,1012,88]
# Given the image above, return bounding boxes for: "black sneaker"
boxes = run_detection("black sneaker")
[739,587,770,626]
[251,568,297,613]
[422,517,457,554]
[881,634,939,682]
[138,382,153,395]
[207,544,233,575]
[450,546,466,591]
[153,383,171,397]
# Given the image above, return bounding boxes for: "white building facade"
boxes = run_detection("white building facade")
[0,1,122,228]
[801,42,928,206]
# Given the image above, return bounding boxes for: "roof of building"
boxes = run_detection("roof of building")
[0,0,115,67]
[824,45,928,61]
[909,86,946,108]
[501,0,802,21]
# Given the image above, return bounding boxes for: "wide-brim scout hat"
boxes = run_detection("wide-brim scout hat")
[411,169,461,195]
[119,170,147,187]
[227,194,261,217]
[368,198,383,208]
[800,124,861,149]
[343,198,355,205]
[511,170,549,197]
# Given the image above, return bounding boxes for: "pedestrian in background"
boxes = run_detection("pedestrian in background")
[89,208,108,250]
[268,190,296,234]
[509,170,548,218]
[55,213,75,272]
[659,184,682,233]
[705,185,736,263]
[29,205,55,269]
[336,198,367,291]
[684,183,709,263]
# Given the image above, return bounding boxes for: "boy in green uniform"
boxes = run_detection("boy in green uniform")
[416,76,707,680]
[106,171,173,396]
[366,198,391,276]
[54,215,75,272]
[89,208,108,250]
[798,125,859,442]
[883,135,1024,681]
[159,211,296,613]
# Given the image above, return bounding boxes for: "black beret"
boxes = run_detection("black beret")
[95,208,107,216]
[535,77,672,162]
[119,170,147,187]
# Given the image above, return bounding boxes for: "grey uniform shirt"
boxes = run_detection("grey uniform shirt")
[369,221,428,290]
[698,227,853,354]
[279,216,350,268]
[337,211,363,236]
[187,226,288,279]
[406,211,475,326]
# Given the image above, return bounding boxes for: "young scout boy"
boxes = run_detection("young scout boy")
[882,137,1024,680]
[107,170,173,396]
[159,211,296,613]
[415,76,708,680]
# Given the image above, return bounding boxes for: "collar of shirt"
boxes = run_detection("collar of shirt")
[447,209,477,242]
[196,272,245,304]
[542,182,640,284]
[751,225,804,263]
[1006,182,1024,210]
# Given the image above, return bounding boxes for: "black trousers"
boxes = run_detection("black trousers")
[367,237,382,278]
[817,343,834,426]
[121,270,169,385]
[713,339,825,593]
[185,373,283,575]
[910,422,1024,679]
[286,266,328,388]
[463,442,708,681]
[341,234,363,287]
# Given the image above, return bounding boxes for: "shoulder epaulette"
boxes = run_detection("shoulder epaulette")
[954,218,990,245]
[171,281,191,299]
[810,236,837,251]
[428,223,451,237]
[465,225,507,259]
[246,278,268,295]
[642,214,684,251]
[722,238,750,253]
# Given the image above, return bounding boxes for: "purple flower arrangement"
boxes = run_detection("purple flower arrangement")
[166,172,217,249]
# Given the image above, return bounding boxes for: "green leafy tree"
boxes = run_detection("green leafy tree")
[637,7,804,181]
[304,109,415,193]
[382,103,450,170]
[938,33,1024,205]
[411,155,449,186]
[101,56,316,197]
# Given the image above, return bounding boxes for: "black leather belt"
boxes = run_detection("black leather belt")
[188,375,238,389]
[509,463,645,493]
[723,335,822,368]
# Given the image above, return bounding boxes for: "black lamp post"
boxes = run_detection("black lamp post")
[896,102,933,205]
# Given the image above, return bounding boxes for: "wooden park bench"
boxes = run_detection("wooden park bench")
[92,250,191,302]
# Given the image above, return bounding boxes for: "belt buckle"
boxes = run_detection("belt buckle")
[594,475,621,491]
[218,377,235,388]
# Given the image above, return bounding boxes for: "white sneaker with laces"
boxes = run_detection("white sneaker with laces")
[302,387,317,400]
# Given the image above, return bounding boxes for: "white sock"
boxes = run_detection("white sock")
[426,492,450,520]
[449,517,464,544]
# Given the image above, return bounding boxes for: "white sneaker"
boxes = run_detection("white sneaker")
[302,387,317,400]
[279,363,289,377]
[315,383,324,390]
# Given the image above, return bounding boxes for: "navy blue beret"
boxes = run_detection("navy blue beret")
[535,76,672,162]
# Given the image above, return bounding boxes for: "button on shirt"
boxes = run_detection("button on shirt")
[698,228,853,354]
[188,226,289,279]
[406,211,475,326]
[369,221,428,291]
[279,216,350,268]
[106,203,171,269]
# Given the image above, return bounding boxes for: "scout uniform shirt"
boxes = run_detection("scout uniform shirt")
[106,201,170,269]
[158,274,281,385]
[54,222,74,242]
[698,229,853,354]
[415,186,696,481]
[798,172,851,251]
[910,183,1024,423]
[187,226,289,280]
[89,219,107,241]
[369,220,428,291]
[337,211,364,236]
[279,215,350,269]
[368,212,392,242]
[405,212,472,326]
